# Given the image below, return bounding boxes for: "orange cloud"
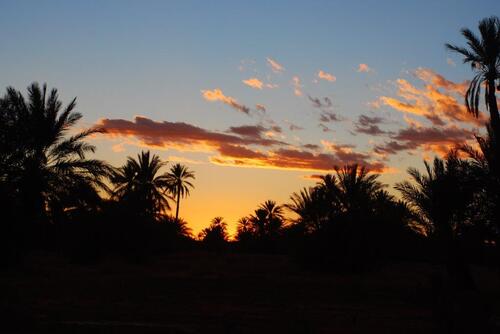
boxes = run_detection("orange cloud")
[242,77,264,90]
[255,104,266,112]
[97,116,284,153]
[414,67,468,95]
[96,116,386,173]
[167,156,205,164]
[357,63,372,73]
[374,124,475,157]
[377,69,485,126]
[292,76,302,96]
[211,147,386,173]
[266,57,285,73]
[111,143,126,152]
[201,88,250,114]
[265,83,279,89]
[317,70,336,82]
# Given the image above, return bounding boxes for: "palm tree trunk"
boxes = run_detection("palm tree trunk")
[175,190,180,221]
[487,80,500,143]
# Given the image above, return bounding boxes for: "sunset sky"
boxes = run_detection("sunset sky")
[1,0,499,234]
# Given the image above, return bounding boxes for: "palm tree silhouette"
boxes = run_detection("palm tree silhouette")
[286,187,327,234]
[334,164,383,214]
[111,151,172,220]
[236,216,253,235]
[446,16,500,137]
[259,200,284,222]
[199,216,229,247]
[249,208,267,237]
[165,163,195,222]
[395,153,476,289]
[0,83,111,226]
[395,154,473,238]
[251,200,284,238]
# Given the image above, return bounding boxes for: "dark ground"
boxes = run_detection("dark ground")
[2,252,500,333]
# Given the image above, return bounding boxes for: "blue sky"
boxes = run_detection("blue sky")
[1,0,499,233]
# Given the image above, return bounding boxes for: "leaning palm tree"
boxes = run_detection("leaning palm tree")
[111,151,172,220]
[0,83,111,225]
[165,163,195,222]
[446,16,500,137]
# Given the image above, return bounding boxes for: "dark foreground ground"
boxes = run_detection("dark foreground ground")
[2,252,500,333]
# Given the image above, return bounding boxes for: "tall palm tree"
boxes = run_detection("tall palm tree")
[0,83,111,225]
[111,151,172,220]
[446,16,500,137]
[166,163,195,222]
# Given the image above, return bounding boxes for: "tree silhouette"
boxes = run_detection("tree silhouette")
[165,163,195,222]
[286,186,329,234]
[334,164,384,215]
[0,83,111,228]
[446,16,500,138]
[248,200,284,239]
[111,151,172,221]
[236,216,254,241]
[158,214,193,238]
[395,153,473,238]
[395,153,476,289]
[199,216,228,250]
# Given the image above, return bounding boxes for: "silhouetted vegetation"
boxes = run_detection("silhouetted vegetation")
[2,15,500,333]
[199,216,229,251]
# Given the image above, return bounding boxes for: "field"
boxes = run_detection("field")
[2,252,500,333]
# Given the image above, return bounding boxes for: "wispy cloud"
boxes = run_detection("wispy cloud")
[374,124,475,157]
[285,120,304,131]
[266,57,285,73]
[96,116,386,172]
[97,116,284,152]
[238,59,256,72]
[317,70,336,82]
[201,88,250,114]
[242,77,264,90]
[318,124,334,132]
[308,95,342,123]
[168,156,205,164]
[354,114,388,136]
[357,63,372,73]
[292,76,303,96]
[211,147,386,173]
[375,68,483,126]
[255,104,266,112]
[308,96,332,109]
[319,112,341,123]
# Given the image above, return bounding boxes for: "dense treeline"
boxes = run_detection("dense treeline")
[1,17,500,288]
